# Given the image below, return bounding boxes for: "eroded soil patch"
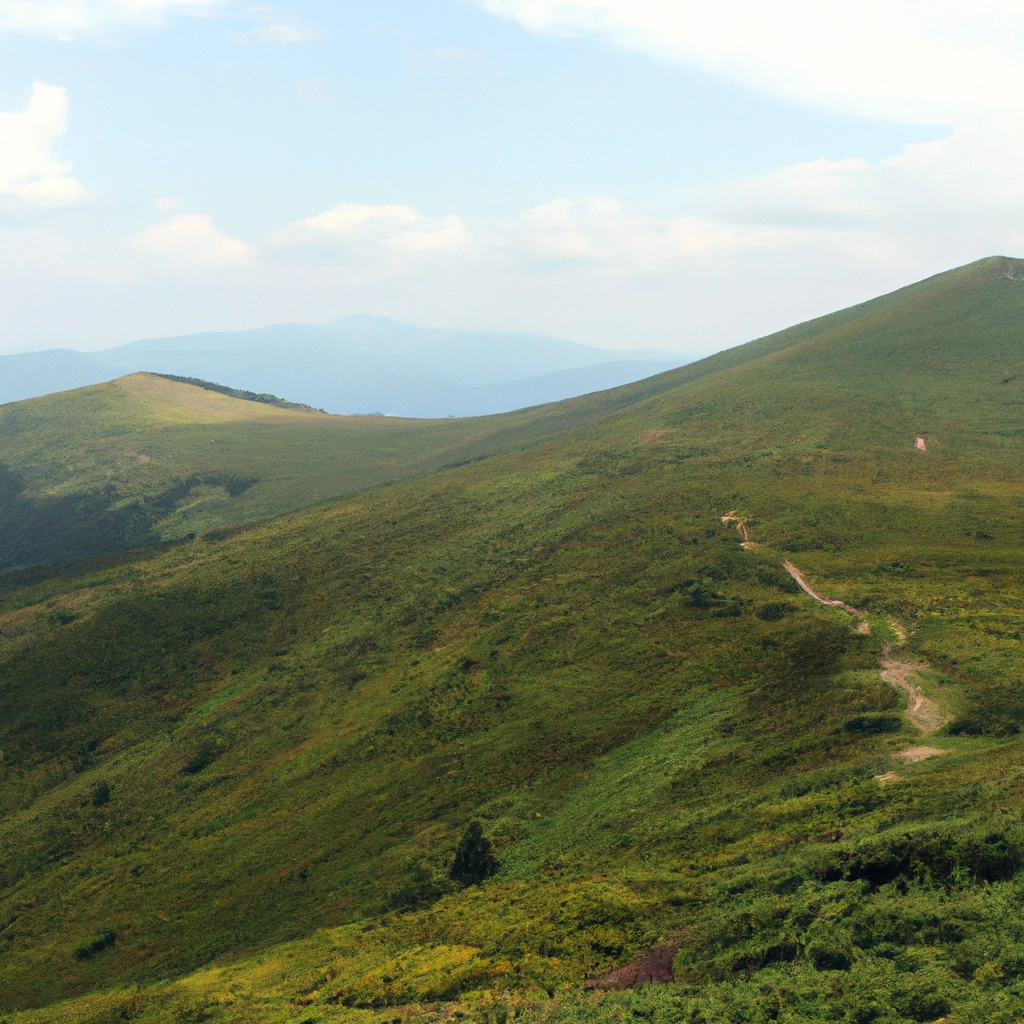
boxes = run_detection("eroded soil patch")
[895,745,949,762]
[880,650,949,733]
[586,945,678,990]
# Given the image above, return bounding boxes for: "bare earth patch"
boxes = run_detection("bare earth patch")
[880,649,949,733]
[895,746,949,762]
[586,945,678,990]
[638,429,673,444]
[782,561,866,618]
[874,772,902,784]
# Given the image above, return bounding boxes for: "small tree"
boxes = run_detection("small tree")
[449,821,498,885]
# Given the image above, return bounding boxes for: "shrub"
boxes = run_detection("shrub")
[449,822,498,885]
[757,602,796,622]
[74,928,116,961]
[181,740,222,775]
[843,715,903,735]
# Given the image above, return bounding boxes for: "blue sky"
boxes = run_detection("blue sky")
[0,1,1021,354]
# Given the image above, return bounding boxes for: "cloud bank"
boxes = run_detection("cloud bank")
[471,0,1024,124]
[0,82,84,204]
[0,0,219,35]
[284,203,471,256]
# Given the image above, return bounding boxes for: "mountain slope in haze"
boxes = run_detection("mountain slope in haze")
[0,316,684,416]
[4,257,1024,1022]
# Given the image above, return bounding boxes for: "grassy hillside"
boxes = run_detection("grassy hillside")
[2,257,1024,1022]
[0,371,659,572]
[0,309,834,573]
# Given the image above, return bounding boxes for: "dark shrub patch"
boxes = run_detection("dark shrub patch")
[843,715,903,735]
[754,564,801,594]
[808,943,852,971]
[757,602,796,622]
[74,928,116,961]
[181,740,222,775]
[712,604,742,618]
[449,821,498,885]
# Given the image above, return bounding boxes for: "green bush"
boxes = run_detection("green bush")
[450,822,498,885]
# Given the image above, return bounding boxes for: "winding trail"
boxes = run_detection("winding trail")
[880,648,949,734]
[721,510,950,737]
[782,561,866,618]
[720,511,749,542]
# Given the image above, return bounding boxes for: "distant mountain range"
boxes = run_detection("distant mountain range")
[0,316,687,416]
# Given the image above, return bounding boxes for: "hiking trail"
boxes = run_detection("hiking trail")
[880,648,949,734]
[782,561,866,618]
[721,510,951,737]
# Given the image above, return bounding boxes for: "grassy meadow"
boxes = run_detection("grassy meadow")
[2,258,1024,1022]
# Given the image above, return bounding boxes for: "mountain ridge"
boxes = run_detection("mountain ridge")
[0,315,685,417]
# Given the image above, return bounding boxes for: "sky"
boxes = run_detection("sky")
[0,1,1021,356]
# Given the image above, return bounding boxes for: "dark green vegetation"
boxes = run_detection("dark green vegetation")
[153,374,328,413]
[3,257,1024,1022]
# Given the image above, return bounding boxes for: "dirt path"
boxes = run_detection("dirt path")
[880,647,948,733]
[720,511,749,542]
[719,513,950,739]
[782,561,866,618]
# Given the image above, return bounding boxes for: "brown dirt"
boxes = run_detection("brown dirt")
[880,648,948,733]
[720,511,749,542]
[586,946,678,990]
[895,745,949,762]
[638,429,673,444]
[782,562,865,618]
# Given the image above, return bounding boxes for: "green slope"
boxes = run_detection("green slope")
[3,257,1024,1022]
[0,275,952,574]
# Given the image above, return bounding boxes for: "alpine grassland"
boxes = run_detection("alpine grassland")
[2,257,1024,1022]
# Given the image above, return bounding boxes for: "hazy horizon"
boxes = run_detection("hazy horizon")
[5,2,1021,357]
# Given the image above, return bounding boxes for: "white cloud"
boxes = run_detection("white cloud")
[471,1,1024,125]
[243,23,321,42]
[285,202,471,255]
[512,196,779,269]
[456,0,1024,342]
[0,82,84,204]
[0,0,220,35]
[132,214,254,267]
[233,5,322,44]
